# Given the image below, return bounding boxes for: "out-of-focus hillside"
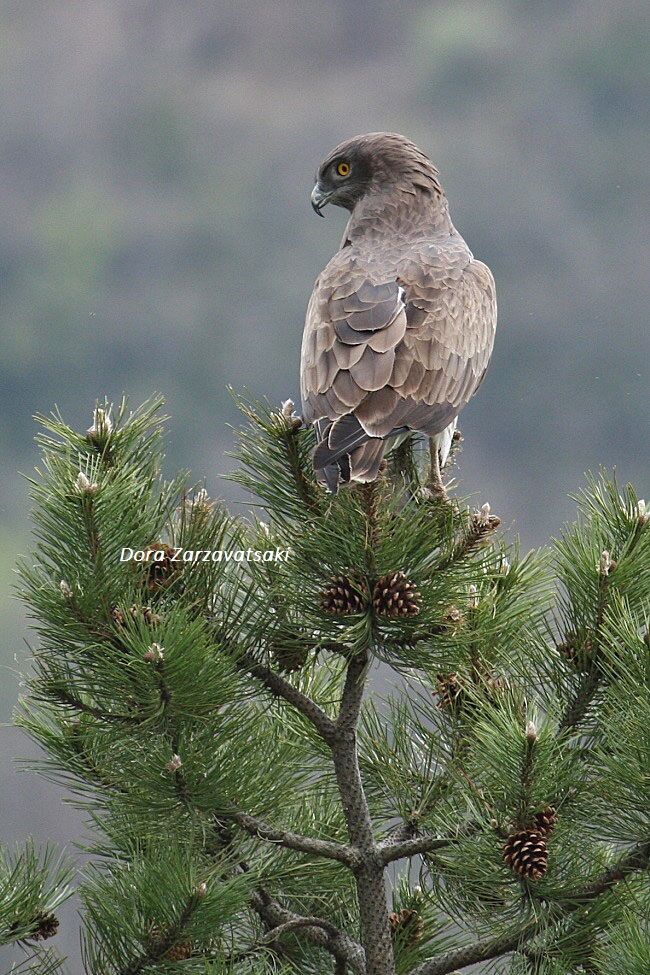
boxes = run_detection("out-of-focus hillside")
[0,1,648,966]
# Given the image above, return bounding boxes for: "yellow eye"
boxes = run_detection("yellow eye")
[336,161,351,177]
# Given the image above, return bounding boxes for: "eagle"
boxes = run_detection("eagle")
[300,132,496,494]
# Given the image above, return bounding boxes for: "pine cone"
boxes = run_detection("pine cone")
[389,908,424,945]
[502,829,548,880]
[373,572,421,618]
[110,605,125,627]
[31,912,59,940]
[321,575,367,615]
[143,543,177,591]
[271,644,309,673]
[164,942,193,961]
[149,924,193,960]
[533,806,557,837]
[557,631,592,670]
[436,672,463,711]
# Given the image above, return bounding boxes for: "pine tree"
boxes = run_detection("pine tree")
[12,396,649,975]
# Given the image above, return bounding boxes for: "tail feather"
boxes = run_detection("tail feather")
[310,399,460,494]
[313,414,408,494]
[313,414,370,469]
[349,439,386,482]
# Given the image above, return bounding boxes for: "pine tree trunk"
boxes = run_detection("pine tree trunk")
[331,656,396,975]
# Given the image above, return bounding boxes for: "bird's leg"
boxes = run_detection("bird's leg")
[427,438,448,500]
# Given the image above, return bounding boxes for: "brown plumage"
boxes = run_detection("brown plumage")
[300,132,496,491]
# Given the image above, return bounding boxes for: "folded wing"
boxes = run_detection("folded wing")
[300,241,496,485]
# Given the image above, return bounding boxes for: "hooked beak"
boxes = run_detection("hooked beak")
[311,182,332,217]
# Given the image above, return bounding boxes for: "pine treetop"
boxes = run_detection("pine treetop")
[10,396,649,975]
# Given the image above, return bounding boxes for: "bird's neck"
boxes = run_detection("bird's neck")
[344,182,454,242]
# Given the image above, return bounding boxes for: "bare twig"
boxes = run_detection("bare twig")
[228,914,350,964]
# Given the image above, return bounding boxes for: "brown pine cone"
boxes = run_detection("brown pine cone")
[502,829,548,880]
[164,942,193,961]
[436,672,463,711]
[321,575,367,615]
[557,632,592,670]
[373,572,421,618]
[271,644,309,673]
[31,912,59,940]
[389,908,424,945]
[143,543,178,591]
[533,806,557,837]
[149,924,192,960]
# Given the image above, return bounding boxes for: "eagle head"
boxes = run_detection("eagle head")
[310,131,442,216]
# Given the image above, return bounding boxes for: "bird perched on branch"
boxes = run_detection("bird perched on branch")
[300,132,496,494]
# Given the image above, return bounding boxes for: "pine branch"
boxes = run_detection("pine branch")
[119,890,200,975]
[229,809,358,867]
[249,885,366,974]
[562,840,650,900]
[336,652,369,735]
[278,423,321,512]
[0,843,72,948]
[557,489,648,733]
[408,920,539,975]
[435,506,501,572]
[408,841,650,975]
[358,482,381,577]
[227,914,349,963]
[559,667,601,731]
[238,651,336,740]
[46,686,142,726]
[262,915,345,943]
[378,832,465,866]
[147,653,192,809]
[558,564,612,732]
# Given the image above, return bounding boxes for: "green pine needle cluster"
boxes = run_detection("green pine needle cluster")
[10,395,649,975]
[0,841,72,974]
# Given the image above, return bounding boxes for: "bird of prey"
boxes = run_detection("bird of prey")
[300,132,496,493]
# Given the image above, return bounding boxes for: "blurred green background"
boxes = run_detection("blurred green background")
[1,0,648,966]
